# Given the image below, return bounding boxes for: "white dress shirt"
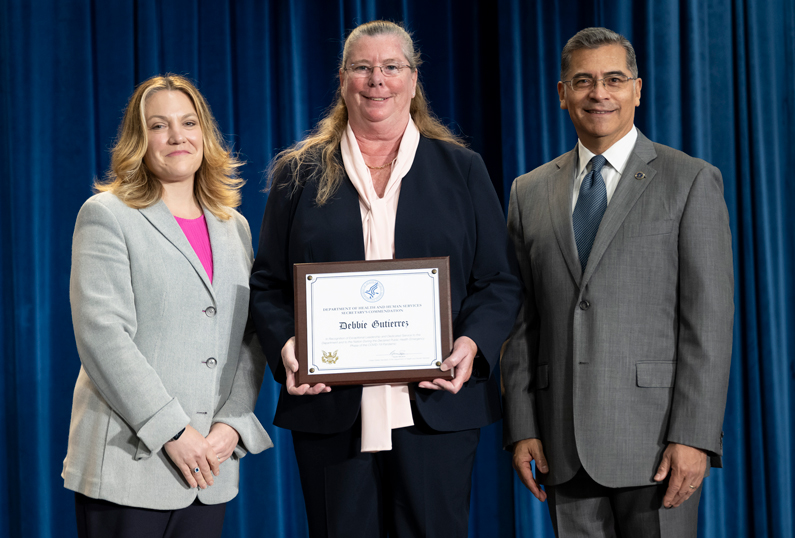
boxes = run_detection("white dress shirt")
[572,126,638,213]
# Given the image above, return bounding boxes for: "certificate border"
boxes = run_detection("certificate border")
[307,270,441,374]
[294,257,453,386]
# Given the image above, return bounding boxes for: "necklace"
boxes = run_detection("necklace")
[365,157,397,170]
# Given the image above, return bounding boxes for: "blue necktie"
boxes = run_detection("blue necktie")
[572,155,607,271]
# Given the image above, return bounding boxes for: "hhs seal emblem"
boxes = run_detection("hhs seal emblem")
[361,280,384,302]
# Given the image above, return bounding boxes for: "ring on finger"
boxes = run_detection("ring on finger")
[688,485,696,489]
[194,467,200,473]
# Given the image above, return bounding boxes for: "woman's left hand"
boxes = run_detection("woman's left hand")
[206,422,240,465]
[418,336,477,394]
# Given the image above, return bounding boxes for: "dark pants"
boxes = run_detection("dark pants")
[546,467,701,538]
[291,404,480,538]
[74,492,226,538]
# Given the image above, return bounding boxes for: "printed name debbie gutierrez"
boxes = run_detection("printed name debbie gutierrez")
[339,320,410,329]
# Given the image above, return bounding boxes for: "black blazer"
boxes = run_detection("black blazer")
[250,136,522,434]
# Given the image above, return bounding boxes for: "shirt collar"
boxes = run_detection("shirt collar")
[576,126,638,176]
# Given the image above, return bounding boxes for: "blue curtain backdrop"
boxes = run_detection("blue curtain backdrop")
[1,0,793,537]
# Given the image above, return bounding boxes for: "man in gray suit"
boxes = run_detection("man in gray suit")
[502,27,734,537]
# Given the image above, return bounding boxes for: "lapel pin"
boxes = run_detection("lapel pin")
[634,172,646,180]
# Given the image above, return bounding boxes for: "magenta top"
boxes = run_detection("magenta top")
[175,215,213,283]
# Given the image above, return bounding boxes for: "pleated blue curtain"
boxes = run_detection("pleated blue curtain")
[1,1,792,537]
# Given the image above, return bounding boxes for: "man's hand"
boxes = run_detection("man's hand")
[418,336,477,394]
[282,336,331,396]
[206,422,240,464]
[163,425,220,489]
[512,438,549,502]
[654,443,707,508]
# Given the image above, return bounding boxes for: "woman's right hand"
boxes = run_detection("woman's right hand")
[282,336,331,396]
[164,425,220,489]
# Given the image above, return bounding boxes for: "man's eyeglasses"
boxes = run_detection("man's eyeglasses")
[345,63,413,78]
[561,75,637,92]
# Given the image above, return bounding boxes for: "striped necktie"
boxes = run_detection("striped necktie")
[572,154,607,271]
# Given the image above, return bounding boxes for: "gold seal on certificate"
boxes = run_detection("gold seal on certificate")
[293,257,454,386]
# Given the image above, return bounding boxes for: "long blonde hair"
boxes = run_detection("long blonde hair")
[269,20,465,205]
[96,74,244,220]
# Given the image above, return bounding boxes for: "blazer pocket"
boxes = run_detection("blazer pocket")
[636,361,676,388]
[625,219,673,237]
[535,364,549,390]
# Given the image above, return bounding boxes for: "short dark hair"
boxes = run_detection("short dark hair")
[560,27,638,80]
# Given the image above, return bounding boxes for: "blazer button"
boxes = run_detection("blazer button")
[206,358,217,369]
[205,306,217,317]
[579,300,590,310]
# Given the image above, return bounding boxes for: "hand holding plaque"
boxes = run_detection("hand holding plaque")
[294,257,454,386]
[281,336,331,395]
[418,335,477,393]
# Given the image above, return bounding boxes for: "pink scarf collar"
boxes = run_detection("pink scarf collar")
[340,117,420,452]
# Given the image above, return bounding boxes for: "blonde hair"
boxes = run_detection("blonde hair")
[269,20,465,205]
[95,74,243,220]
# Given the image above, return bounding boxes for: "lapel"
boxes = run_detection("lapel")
[138,200,217,301]
[204,207,227,295]
[548,148,583,285]
[581,130,658,286]
[335,171,368,260]
[393,137,424,255]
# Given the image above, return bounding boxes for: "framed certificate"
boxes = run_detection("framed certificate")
[294,257,454,386]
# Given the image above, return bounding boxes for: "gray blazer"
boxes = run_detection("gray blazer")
[63,192,272,510]
[502,131,734,488]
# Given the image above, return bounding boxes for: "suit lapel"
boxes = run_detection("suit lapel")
[393,138,424,257]
[138,200,217,301]
[548,149,583,285]
[204,208,227,294]
[581,131,658,285]
[336,171,368,259]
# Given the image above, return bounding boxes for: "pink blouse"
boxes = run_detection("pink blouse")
[175,215,214,283]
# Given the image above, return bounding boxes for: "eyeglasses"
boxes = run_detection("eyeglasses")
[345,63,413,78]
[561,75,637,92]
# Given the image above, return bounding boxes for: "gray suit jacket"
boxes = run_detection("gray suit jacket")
[63,192,272,509]
[502,131,734,488]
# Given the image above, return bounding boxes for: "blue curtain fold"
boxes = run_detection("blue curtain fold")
[1,1,792,537]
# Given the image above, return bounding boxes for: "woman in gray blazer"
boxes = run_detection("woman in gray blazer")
[63,74,272,538]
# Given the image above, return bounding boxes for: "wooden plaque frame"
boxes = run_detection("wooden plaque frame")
[294,257,453,386]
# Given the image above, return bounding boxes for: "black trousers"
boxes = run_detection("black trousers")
[546,467,701,538]
[74,492,226,538]
[291,404,481,538]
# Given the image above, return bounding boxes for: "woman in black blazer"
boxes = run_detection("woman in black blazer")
[250,21,522,538]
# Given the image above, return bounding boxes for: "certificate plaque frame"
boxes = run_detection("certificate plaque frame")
[294,257,453,386]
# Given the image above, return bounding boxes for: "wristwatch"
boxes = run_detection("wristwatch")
[172,428,186,441]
